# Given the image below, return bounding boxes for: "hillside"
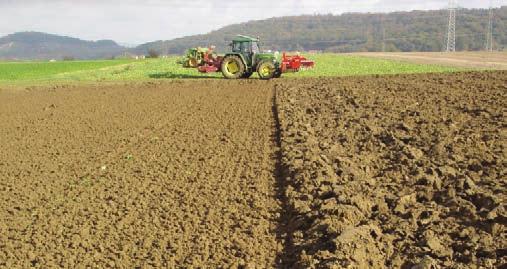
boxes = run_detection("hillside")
[1,7,505,60]
[135,6,507,55]
[0,32,126,60]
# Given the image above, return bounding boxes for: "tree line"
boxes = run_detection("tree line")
[134,6,507,54]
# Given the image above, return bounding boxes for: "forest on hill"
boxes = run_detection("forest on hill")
[135,6,507,54]
[0,32,125,60]
[1,7,505,60]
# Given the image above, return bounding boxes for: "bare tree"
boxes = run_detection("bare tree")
[147,49,160,58]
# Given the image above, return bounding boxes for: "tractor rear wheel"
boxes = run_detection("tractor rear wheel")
[257,61,276,80]
[221,56,245,79]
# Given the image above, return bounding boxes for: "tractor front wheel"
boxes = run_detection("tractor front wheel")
[257,61,276,80]
[221,56,245,79]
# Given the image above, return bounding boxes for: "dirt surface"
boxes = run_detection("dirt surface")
[353,52,507,70]
[0,80,282,268]
[276,71,507,268]
[0,71,506,268]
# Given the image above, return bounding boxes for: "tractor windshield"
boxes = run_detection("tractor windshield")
[232,42,249,53]
[231,42,240,52]
[232,41,260,54]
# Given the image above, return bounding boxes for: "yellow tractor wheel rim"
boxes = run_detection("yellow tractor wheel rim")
[260,65,272,77]
[226,61,239,74]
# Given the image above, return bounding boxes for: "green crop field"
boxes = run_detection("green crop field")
[0,54,460,85]
[287,54,459,77]
[0,60,134,81]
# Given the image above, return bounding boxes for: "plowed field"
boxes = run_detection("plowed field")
[276,71,507,268]
[353,52,507,69]
[0,80,282,268]
[0,71,506,268]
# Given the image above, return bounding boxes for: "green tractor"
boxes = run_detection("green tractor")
[221,35,282,79]
[179,35,315,80]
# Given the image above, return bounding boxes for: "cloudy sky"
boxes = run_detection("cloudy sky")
[0,0,504,44]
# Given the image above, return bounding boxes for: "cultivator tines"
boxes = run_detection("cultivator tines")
[280,53,315,73]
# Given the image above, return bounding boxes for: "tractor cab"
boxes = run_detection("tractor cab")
[229,35,261,67]
[231,38,259,53]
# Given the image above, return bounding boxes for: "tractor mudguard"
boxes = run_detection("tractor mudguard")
[224,53,247,66]
[224,53,256,72]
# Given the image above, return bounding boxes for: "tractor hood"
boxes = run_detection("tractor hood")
[256,52,279,62]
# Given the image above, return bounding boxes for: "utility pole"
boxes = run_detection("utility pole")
[485,1,494,51]
[381,14,386,52]
[446,0,457,52]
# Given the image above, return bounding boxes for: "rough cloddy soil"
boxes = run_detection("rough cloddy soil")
[0,80,282,268]
[0,71,505,268]
[275,71,507,268]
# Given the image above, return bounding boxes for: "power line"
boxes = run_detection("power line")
[485,0,494,51]
[385,13,485,21]
[446,0,457,52]
[381,14,386,52]
[385,32,499,41]
[161,3,502,52]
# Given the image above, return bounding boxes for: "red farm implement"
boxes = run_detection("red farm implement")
[179,35,315,80]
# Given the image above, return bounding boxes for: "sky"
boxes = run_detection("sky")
[0,0,504,45]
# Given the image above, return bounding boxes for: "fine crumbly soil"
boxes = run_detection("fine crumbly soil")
[352,52,507,70]
[275,71,507,268]
[0,71,506,268]
[0,80,282,268]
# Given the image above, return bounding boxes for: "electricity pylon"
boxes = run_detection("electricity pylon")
[446,0,457,52]
[485,1,494,51]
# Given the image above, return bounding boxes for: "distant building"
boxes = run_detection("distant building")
[117,52,145,60]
